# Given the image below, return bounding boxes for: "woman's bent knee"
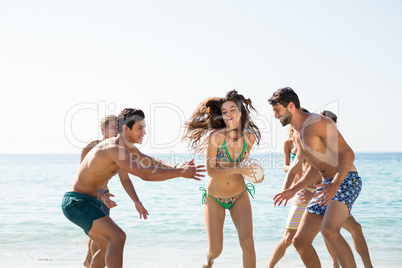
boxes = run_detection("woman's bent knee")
[240,237,255,252]
[349,222,362,237]
[283,231,295,247]
[207,246,223,260]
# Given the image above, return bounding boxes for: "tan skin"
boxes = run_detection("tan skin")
[82,120,150,268]
[82,120,117,268]
[267,134,320,268]
[283,138,297,173]
[280,122,373,268]
[275,132,372,268]
[202,101,263,268]
[318,115,373,268]
[68,120,206,268]
[271,102,358,268]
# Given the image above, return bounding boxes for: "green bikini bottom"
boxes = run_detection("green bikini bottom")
[199,183,255,210]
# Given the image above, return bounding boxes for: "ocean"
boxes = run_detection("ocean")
[0,152,401,267]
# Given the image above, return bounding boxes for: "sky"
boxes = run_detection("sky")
[1,0,401,154]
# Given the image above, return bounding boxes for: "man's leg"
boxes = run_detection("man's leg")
[88,200,110,267]
[203,196,226,268]
[230,193,256,268]
[84,239,93,267]
[89,237,108,268]
[268,228,297,268]
[293,212,323,268]
[321,201,356,268]
[343,216,373,268]
[88,216,126,268]
[90,239,101,262]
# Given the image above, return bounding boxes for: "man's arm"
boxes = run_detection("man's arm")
[129,147,176,168]
[131,146,202,170]
[118,170,149,219]
[283,139,292,173]
[272,152,305,207]
[324,120,355,185]
[286,135,322,193]
[109,147,205,181]
[289,165,321,193]
[314,119,355,206]
[273,133,306,206]
[281,151,304,191]
[273,164,321,207]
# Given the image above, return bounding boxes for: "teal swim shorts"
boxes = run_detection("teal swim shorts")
[62,191,107,235]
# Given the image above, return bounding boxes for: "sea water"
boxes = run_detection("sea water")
[0,153,401,267]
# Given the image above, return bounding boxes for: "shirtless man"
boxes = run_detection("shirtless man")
[268,110,322,268]
[320,110,373,268]
[62,108,206,268]
[269,88,362,268]
[82,115,149,267]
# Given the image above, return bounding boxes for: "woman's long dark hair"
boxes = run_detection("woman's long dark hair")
[183,90,261,153]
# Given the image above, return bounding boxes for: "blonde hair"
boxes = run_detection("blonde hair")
[288,125,294,139]
[100,115,117,129]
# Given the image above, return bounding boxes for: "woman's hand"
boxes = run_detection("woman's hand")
[299,188,316,203]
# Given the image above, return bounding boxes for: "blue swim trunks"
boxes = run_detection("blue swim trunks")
[307,171,362,216]
[62,192,107,235]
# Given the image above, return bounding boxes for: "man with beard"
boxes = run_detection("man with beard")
[269,88,362,268]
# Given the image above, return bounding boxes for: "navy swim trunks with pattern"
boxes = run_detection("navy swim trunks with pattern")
[307,171,362,216]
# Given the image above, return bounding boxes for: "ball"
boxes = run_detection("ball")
[242,158,264,183]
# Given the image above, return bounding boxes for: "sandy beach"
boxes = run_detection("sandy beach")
[2,258,402,268]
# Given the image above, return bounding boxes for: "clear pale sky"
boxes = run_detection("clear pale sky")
[1,0,401,154]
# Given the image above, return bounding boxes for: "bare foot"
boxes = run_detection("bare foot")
[202,259,214,268]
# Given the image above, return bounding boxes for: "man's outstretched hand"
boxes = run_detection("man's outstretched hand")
[178,158,206,181]
[273,188,296,207]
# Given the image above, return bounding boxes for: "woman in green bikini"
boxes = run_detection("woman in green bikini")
[184,90,262,268]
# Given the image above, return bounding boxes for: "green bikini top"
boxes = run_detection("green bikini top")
[217,131,249,163]
[290,152,296,162]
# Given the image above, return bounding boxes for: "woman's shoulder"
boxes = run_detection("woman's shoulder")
[209,129,226,144]
[284,138,294,146]
[243,130,256,142]
[284,138,295,151]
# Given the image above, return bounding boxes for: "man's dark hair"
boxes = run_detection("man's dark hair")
[301,107,309,113]
[268,87,301,109]
[117,108,145,133]
[321,110,337,123]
